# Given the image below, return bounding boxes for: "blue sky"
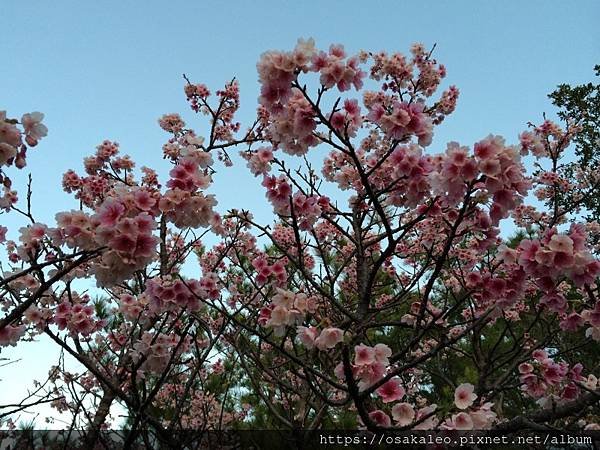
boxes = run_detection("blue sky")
[1,0,599,426]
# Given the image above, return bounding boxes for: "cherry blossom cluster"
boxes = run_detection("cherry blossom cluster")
[144,274,219,314]
[367,404,439,429]
[292,192,329,230]
[180,79,241,145]
[475,136,531,223]
[260,287,317,334]
[296,326,344,350]
[47,196,159,287]
[519,119,579,159]
[367,382,496,430]
[385,144,433,207]
[53,297,106,336]
[159,156,218,229]
[367,101,433,147]
[118,293,145,320]
[183,82,211,113]
[257,40,366,156]
[0,324,26,346]
[242,146,274,176]
[159,189,217,229]
[251,255,287,286]
[261,175,292,215]
[92,208,158,286]
[258,39,363,113]
[144,278,203,313]
[518,350,591,407]
[0,111,47,166]
[159,113,186,134]
[334,343,393,392]
[266,89,319,156]
[582,301,600,341]
[15,222,48,262]
[62,140,137,207]
[162,131,208,164]
[362,44,452,145]
[154,381,246,429]
[131,331,191,374]
[0,110,47,210]
[517,225,600,288]
[211,80,242,143]
[429,135,531,224]
[329,99,363,138]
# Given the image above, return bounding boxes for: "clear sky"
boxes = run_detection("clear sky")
[1,0,599,427]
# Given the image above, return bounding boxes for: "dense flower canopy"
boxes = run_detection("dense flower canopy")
[1,39,599,446]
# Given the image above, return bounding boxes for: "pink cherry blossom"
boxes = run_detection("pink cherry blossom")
[454,383,477,409]
[21,112,47,145]
[452,412,474,430]
[391,402,415,426]
[375,378,405,403]
[314,327,344,350]
[368,410,391,428]
[354,344,376,366]
[296,326,319,349]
